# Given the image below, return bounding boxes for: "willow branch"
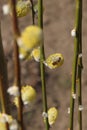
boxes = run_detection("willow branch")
[77,0,83,130]
[38,0,49,130]
[30,0,35,25]
[69,0,82,129]
[0,23,10,130]
[9,0,23,130]
[0,24,10,114]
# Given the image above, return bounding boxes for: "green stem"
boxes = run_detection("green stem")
[10,0,23,130]
[38,0,43,28]
[69,0,82,130]
[78,55,82,130]
[38,0,49,130]
[77,0,83,130]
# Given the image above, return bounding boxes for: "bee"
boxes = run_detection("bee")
[52,57,61,65]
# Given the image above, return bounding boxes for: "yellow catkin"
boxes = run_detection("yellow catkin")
[0,113,13,123]
[48,107,58,125]
[18,26,43,59]
[31,47,40,62]
[21,85,36,104]
[19,47,32,60]
[0,123,7,130]
[13,97,19,107]
[13,85,36,107]
[16,0,31,17]
[45,53,64,69]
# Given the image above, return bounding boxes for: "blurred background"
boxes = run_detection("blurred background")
[0,0,87,130]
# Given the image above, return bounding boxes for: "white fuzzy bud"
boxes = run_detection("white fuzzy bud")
[78,105,84,111]
[71,29,76,37]
[9,120,19,130]
[42,112,48,118]
[72,93,76,99]
[67,107,70,114]
[78,53,82,58]
[19,54,25,60]
[7,86,19,96]
[2,4,10,15]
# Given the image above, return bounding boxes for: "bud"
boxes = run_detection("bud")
[71,29,76,37]
[7,86,19,97]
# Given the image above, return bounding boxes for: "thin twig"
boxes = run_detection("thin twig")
[9,0,23,130]
[30,0,35,25]
[0,24,10,114]
[69,0,82,129]
[0,76,9,130]
[38,0,49,130]
[0,24,9,130]
[77,0,83,130]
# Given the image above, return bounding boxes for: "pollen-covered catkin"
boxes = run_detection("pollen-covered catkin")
[44,53,64,69]
[13,85,36,107]
[48,107,58,125]
[43,107,58,125]
[17,26,43,59]
[16,0,31,17]
[31,47,40,62]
